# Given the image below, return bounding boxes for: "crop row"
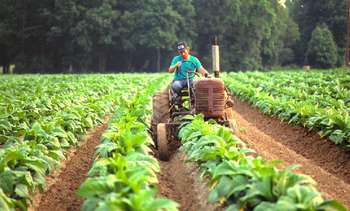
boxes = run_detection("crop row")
[223,69,350,147]
[77,78,178,210]
[0,75,124,145]
[0,74,169,210]
[1,76,97,142]
[178,115,346,210]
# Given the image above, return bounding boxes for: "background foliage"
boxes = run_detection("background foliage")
[0,0,347,73]
[306,25,338,68]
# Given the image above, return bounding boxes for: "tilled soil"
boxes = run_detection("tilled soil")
[32,119,109,211]
[30,95,350,210]
[231,97,350,209]
[157,152,220,211]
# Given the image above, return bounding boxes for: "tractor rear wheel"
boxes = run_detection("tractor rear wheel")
[151,90,170,145]
[157,123,169,161]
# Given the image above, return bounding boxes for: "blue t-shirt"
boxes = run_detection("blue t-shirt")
[170,55,202,80]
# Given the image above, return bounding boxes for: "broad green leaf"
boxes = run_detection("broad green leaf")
[316,200,347,211]
[15,184,29,198]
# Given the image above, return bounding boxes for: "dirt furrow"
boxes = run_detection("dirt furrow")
[231,97,350,209]
[157,152,219,211]
[31,118,109,211]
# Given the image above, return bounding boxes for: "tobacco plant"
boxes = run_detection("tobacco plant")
[223,69,350,148]
[77,78,178,211]
[0,74,170,210]
[179,115,346,211]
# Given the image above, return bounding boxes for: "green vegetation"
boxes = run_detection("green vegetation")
[194,0,296,70]
[77,78,178,211]
[0,74,170,210]
[0,0,299,72]
[0,75,115,145]
[0,71,349,211]
[306,25,338,68]
[1,71,349,210]
[1,0,347,72]
[288,0,346,66]
[223,69,350,147]
[178,115,346,210]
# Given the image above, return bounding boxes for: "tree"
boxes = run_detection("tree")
[306,25,338,68]
[193,0,236,69]
[112,0,195,72]
[194,0,295,71]
[278,2,300,65]
[0,0,17,73]
[172,0,197,44]
[43,0,82,72]
[287,0,346,66]
[78,0,120,72]
[0,0,301,73]
[133,0,180,72]
[0,0,50,73]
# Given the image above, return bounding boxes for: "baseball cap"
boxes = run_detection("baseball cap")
[176,41,188,51]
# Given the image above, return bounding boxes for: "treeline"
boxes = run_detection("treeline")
[0,0,346,73]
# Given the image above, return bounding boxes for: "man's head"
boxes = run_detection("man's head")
[176,41,190,60]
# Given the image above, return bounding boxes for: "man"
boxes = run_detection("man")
[168,41,209,107]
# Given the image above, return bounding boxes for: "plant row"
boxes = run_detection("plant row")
[178,115,346,211]
[77,82,178,210]
[0,74,169,210]
[223,69,350,147]
[0,75,122,145]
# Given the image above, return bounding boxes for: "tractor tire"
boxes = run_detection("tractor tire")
[157,123,169,161]
[151,90,170,145]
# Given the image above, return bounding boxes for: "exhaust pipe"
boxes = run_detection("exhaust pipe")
[212,36,220,78]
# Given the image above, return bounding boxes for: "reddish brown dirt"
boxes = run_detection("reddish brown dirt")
[32,120,109,211]
[157,151,220,211]
[231,97,350,209]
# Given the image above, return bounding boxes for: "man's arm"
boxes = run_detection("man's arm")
[198,66,209,77]
[168,61,181,73]
[194,57,209,77]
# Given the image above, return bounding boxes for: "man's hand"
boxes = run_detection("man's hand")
[168,61,182,73]
[198,66,210,78]
[175,61,182,68]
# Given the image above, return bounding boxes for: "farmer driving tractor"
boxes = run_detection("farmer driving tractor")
[168,41,210,108]
[153,39,235,160]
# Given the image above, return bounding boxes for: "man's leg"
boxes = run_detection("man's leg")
[171,80,183,96]
[171,80,187,107]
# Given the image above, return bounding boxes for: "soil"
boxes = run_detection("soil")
[31,118,109,211]
[157,151,220,211]
[231,97,350,209]
[29,94,350,210]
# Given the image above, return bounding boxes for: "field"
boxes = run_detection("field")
[0,71,349,211]
[223,69,350,147]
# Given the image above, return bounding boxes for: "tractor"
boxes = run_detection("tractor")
[151,40,236,161]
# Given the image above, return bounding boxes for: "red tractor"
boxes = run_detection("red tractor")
[151,40,236,161]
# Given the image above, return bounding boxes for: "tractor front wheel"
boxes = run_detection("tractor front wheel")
[151,90,170,146]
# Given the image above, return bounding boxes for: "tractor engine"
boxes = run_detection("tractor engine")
[193,78,226,118]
